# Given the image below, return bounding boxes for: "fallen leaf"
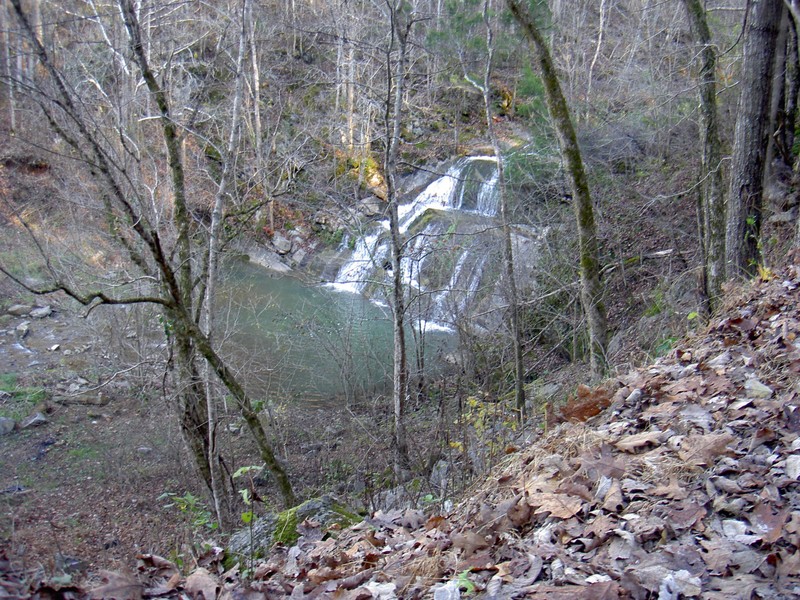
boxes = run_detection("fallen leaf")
[650,478,689,500]
[451,530,491,557]
[527,493,583,519]
[89,570,143,600]
[615,430,662,452]
[677,432,736,466]
[601,479,624,512]
[579,444,626,481]
[184,567,218,600]
[663,501,706,532]
[749,503,790,544]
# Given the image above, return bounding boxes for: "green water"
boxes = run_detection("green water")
[219,260,455,407]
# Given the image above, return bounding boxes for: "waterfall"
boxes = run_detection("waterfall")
[328,156,516,329]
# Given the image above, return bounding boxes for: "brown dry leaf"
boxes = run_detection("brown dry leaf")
[307,566,342,586]
[651,478,689,500]
[184,567,218,600]
[522,582,621,599]
[601,479,624,512]
[615,430,663,453]
[749,503,790,544]
[556,479,594,503]
[424,515,449,531]
[664,501,707,532]
[558,385,612,423]
[89,570,143,600]
[528,493,584,519]
[585,514,617,542]
[777,550,800,580]
[451,530,491,557]
[700,537,736,575]
[506,495,533,527]
[677,432,736,466]
[579,444,626,481]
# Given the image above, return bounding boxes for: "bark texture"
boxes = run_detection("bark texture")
[506,0,607,376]
[681,0,726,312]
[726,0,783,276]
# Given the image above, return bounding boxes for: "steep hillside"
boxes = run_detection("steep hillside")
[5,259,800,598]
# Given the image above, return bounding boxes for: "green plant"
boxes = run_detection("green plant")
[0,373,47,420]
[159,492,218,533]
[233,465,265,576]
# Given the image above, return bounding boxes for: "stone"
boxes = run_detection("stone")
[358,198,382,217]
[745,378,773,399]
[7,304,32,317]
[15,321,30,339]
[21,412,48,429]
[0,417,16,436]
[29,306,52,319]
[272,233,293,255]
[433,581,461,600]
[227,495,359,557]
[290,248,307,265]
[429,460,449,497]
[55,554,89,575]
[707,350,732,368]
[786,455,800,480]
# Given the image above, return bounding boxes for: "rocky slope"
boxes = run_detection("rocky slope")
[5,258,800,598]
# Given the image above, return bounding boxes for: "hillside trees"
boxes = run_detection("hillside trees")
[3,0,296,508]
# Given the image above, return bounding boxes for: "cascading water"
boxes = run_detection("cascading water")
[328,156,510,330]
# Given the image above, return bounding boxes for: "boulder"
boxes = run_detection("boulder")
[358,198,382,217]
[290,248,307,266]
[272,233,293,255]
[21,412,48,429]
[15,321,30,339]
[29,306,52,319]
[227,495,360,560]
[7,304,32,317]
[0,417,16,436]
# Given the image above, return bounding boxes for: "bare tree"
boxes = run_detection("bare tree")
[463,0,525,418]
[506,0,607,376]
[383,0,415,479]
[681,0,726,312]
[4,0,296,508]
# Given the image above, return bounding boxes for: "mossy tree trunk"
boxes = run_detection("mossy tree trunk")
[506,0,607,377]
[8,0,297,510]
[680,0,726,313]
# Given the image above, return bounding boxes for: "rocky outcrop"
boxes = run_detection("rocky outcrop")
[226,495,360,562]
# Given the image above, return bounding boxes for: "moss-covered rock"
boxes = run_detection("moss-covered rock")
[226,495,361,566]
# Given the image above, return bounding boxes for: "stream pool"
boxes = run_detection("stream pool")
[220,259,456,407]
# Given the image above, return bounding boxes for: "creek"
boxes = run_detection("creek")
[223,156,541,406]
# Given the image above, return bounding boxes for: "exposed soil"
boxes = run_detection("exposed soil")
[0,295,203,573]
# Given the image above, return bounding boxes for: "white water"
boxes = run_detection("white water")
[329,156,502,327]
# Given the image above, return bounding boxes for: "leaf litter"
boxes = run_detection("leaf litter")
[6,264,800,598]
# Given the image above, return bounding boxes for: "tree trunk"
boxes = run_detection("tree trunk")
[202,0,250,529]
[472,0,525,418]
[726,0,783,277]
[385,2,413,480]
[786,16,800,159]
[681,0,726,312]
[506,0,607,377]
